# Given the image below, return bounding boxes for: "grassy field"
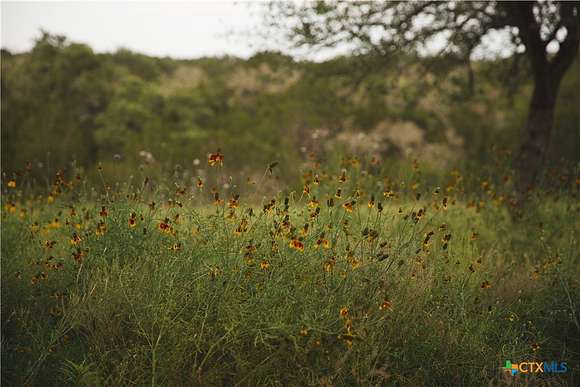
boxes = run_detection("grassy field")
[1,155,579,386]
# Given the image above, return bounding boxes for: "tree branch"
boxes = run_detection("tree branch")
[550,1,580,87]
[503,1,548,77]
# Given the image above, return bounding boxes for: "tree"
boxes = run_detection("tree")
[1,32,113,174]
[263,1,580,202]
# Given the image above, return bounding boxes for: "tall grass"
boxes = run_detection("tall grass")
[2,154,578,386]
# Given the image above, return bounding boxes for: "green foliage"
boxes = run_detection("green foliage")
[1,156,578,385]
[3,33,579,188]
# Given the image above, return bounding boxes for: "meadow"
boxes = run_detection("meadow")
[1,152,578,386]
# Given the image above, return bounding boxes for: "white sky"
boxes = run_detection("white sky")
[1,1,512,60]
[1,1,266,59]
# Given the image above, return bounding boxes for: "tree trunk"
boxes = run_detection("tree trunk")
[503,1,580,215]
[514,73,557,204]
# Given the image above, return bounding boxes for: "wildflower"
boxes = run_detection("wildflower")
[342,201,355,213]
[469,232,479,241]
[379,300,393,311]
[383,189,395,198]
[128,213,137,228]
[208,150,224,166]
[5,202,17,213]
[263,199,276,214]
[299,328,309,337]
[323,258,336,272]
[309,207,321,219]
[96,222,106,236]
[196,178,204,189]
[308,198,319,208]
[175,187,186,196]
[72,248,84,264]
[99,206,108,217]
[416,208,425,220]
[228,194,240,209]
[244,243,257,253]
[260,260,270,270]
[70,233,82,245]
[531,343,540,352]
[7,180,16,188]
[368,195,375,208]
[234,219,248,235]
[213,192,224,206]
[338,170,347,183]
[158,218,172,234]
[335,189,342,198]
[289,239,304,252]
[244,251,254,265]
[481,280,492,289]
[283,215,294,231]
[344,318,354,332]
[47,195,54,204]
[423,231,434,250]
[169,243,181,252]
[339,307,349,319]
[48,218,61,229]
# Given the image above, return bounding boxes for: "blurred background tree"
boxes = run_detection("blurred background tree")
[262,0,580,201]
[1,6,579,192]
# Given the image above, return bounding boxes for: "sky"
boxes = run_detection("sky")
[1,1,514,61]
[1,1,266,59]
